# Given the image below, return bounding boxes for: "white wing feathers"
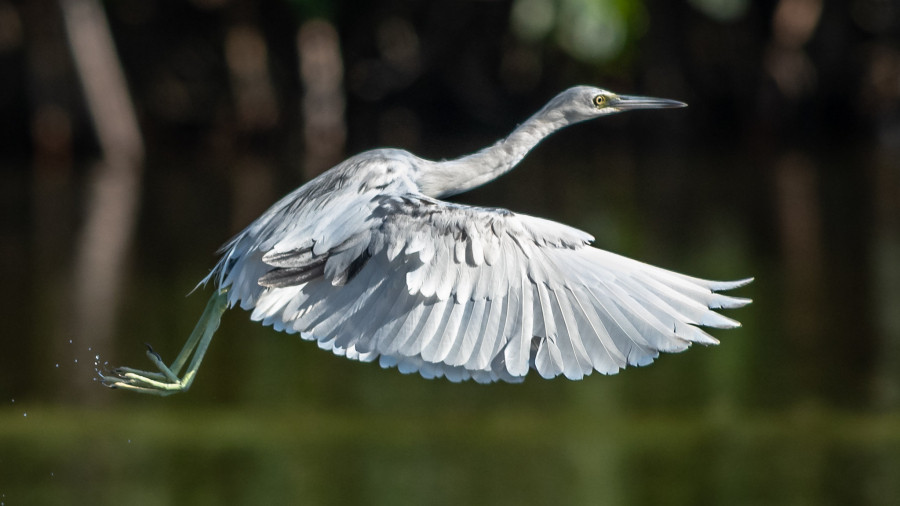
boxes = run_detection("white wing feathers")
[218,193,751,383]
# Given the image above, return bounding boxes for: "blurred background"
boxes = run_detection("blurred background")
[2,0,899,504]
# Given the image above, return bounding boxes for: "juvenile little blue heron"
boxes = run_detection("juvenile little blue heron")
[103,86,752,395]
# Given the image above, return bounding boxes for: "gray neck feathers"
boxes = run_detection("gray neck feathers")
[416,105,571,198]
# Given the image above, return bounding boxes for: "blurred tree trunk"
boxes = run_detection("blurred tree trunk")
[765,0,825,401]
[22,0,76,399]
[59,0,144,402]
[298,19,345,178]
[773,152,824,350]
[224,16,279,231]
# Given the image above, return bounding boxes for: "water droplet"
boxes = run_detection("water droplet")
[74,359,78,364]
[55,363,59,368]
[68,339,72,344]
[23,412,27,417]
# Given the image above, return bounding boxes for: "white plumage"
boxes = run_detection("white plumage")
[103,86,751,395]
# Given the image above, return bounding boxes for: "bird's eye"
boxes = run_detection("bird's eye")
[592,95,607,107]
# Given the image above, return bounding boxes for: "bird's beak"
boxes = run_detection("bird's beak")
[611,94,687,110]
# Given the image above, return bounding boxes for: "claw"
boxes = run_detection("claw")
[145,343,162,361]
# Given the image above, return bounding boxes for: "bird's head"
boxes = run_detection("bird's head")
[545,86,687,124]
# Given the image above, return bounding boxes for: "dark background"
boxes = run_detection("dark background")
[1,0,899,504]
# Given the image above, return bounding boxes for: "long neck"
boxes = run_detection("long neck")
[416,105,570,198]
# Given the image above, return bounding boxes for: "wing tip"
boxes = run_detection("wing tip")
[718,296,753,309]
[696,335,720,346]
[710,276,754,291]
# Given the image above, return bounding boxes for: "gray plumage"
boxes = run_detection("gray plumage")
[103,86,752,395]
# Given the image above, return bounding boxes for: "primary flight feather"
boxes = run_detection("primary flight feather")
[103,86,752,395]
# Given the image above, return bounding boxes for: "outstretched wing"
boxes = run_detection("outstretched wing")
[221,193,751,383]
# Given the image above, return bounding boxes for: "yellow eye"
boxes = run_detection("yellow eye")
[592,95,607,107]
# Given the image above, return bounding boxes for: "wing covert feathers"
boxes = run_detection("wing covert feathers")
[214,192,752,383]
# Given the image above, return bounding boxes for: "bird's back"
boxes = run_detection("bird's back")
[206,148,423,307]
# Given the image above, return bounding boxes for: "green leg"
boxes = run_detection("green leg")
[101,288,229,396]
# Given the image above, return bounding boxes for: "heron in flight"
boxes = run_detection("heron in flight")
[103,86,752,395]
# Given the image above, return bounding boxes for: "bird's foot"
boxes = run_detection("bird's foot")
[99,344,193,396]
[101,289,228,397]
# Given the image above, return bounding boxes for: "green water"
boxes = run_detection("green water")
[4,402,900,505]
